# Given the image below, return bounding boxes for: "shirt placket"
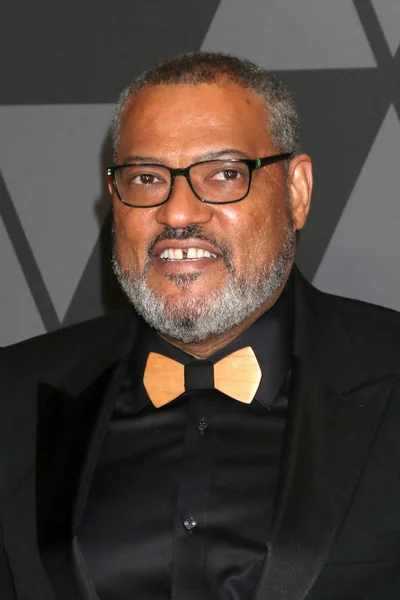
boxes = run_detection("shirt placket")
[170,390,218,599]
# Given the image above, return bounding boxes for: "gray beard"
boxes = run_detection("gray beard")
[112,217,295,344]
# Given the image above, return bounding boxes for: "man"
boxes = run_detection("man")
[1,52,399,600]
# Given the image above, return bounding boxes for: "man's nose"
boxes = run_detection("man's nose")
[155,175,213,229]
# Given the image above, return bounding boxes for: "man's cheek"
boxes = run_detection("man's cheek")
[116,237,139,272]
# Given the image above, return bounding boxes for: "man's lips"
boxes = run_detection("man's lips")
[152,239,222,261]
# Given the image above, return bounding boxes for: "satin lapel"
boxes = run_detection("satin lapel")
[253,360,394,600]
[253,270,395,600]
[36,359,127,600]
[36,313,137,600]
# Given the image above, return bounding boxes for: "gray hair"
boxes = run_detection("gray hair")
[111,51,302,160]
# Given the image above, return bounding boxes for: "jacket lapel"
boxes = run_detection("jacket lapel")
[253,271,394,600]
[254,361,393,600]
[36,313,137,600]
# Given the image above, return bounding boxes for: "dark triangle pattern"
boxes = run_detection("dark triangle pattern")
[1,0,399,340]
[0,0,221,105]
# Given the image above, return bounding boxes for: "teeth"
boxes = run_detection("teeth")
[160,247,217,260]
[174,249,183,260]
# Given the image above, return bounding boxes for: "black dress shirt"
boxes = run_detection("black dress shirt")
[79,281,294,600]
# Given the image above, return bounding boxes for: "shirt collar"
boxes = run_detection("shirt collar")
[118,275,294,415]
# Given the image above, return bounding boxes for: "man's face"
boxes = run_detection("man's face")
[111,80,311,343]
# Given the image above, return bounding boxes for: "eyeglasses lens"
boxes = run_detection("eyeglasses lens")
[115,161,251,206]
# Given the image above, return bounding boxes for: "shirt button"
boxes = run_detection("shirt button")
[183,517,197,531]
[197,417,208,433]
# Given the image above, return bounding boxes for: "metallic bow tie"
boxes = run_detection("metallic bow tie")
[143,346,262,407]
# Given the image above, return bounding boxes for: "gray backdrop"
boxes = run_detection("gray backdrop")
[1,0,399,346]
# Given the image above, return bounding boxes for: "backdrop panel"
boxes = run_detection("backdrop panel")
[1,0,399,346]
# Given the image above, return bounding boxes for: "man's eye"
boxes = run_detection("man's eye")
[131,173,160,185]
[212,169,242,181]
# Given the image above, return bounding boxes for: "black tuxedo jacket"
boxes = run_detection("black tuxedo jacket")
[1,270,400,600]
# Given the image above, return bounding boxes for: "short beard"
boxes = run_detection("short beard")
[112,203,295,344]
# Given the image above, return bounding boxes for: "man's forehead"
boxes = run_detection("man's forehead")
[123,80,267,120]
[118,81,272,157]
[113,77,276,167]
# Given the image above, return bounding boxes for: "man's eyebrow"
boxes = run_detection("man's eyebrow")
[121,155,162,165]
[198,149,250,161]
[120,149,250,166]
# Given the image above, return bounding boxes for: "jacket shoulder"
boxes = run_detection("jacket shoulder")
[321,289,400,374]
[0,310,136,381]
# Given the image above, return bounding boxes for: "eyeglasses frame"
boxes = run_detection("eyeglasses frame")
[107,152,293,208]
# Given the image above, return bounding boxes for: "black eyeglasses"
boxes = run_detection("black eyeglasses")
[107,152,292,208]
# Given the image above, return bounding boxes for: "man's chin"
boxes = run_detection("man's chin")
[162,271,203,291]
[149,270,223,298]
[155,294,214,320]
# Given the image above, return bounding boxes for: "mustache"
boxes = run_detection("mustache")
[147,225,233,268]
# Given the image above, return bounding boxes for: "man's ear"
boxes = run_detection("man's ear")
[288,154,313,231]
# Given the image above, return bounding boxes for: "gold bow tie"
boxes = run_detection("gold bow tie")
[143,346,262,408]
